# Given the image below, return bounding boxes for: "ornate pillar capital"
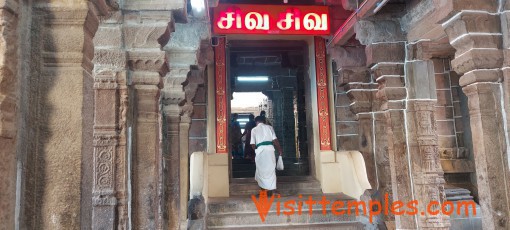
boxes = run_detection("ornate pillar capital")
[442,11,503,75]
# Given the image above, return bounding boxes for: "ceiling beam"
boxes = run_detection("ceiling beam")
[327,0,389,48]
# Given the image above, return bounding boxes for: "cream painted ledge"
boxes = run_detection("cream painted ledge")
[318,151,372,199]
[190,152,230,201]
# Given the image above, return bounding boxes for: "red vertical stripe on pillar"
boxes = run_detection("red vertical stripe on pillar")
[314,36,332,151]
[215,37,228,153]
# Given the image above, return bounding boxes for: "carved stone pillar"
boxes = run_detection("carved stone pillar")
[331,45,378,187]
[162,20,210,229]
[123,7,171,228]
[330,45,367,151]
[163,62,190,229]
[91,72,120,230]
[91,8,128,229]
[405,53,449,228]
[444,10,510,229]
[368,42,415,229]
[356,17,419,228]
[180,68,205,227]
[0,0,18,228]
[131,69,163,229]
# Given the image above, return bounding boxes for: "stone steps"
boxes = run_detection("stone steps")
[445,187,474,201]
[206,177,368,229]
[229,177,322,196]
[207,222,364,230]
[207,196,365,229]
[232,160,309,178]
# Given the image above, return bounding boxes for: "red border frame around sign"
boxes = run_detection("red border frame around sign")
[213,4,330,36]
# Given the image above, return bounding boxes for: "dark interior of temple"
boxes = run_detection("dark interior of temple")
[228,40,310,178]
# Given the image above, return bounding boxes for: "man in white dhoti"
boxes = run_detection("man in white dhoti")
[250,116,283,195]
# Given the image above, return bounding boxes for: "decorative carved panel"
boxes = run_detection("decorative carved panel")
[314,36,332,150]
[215,37,228,153]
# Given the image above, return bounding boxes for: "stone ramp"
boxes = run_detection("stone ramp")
[206,177,367,229]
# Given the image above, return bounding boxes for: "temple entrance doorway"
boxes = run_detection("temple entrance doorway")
[227,40,311,179]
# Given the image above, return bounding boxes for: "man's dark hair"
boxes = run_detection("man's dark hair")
[260,110,266,116]
[249,114,255,120]
[255,116,265,123]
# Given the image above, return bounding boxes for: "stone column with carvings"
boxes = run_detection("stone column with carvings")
[122,5,173,228]
[331,45,380,189]
[443,7,510,229]
[405,41,451,229]
[367,42,414,228]
[330,45,366,151]
[91,6,130,229]
[0,0,18,228]
[162,58,189,230]
[355,19,408,227]
[162,20,209,230]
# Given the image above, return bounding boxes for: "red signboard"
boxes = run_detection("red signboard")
[213,4,330,35]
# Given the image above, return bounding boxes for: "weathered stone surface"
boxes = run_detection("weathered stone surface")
[337,67,370,86]
[407,40,455,60]
[405,60,437,99]
[330,46,366,68]
[0,3,18,229]
[365,42,405,67]
[357,113,376,188]
[165,21,210,52]
[406,100,450,229]
[355,20,405,45]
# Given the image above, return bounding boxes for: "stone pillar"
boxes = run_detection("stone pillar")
[368,42,415,229]
[331,43,397,226]
[0,0,18,228]
[405,55,449,229]
[91,72,120,229]
[123,7,171,228]
[331,44,378,187]
[91,8,129,229]
[443,10,510,230]
[373,112,393,222]
[179,68,205,228]
[162,20,210,229]
[22,2,105,228]
[329,45,367,151]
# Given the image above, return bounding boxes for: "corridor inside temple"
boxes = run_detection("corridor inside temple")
[227,40,311,178]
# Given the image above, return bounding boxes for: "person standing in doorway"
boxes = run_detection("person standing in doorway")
[242,114,256,162]
[230,113,243,159]
[250,116,283,195]
[259,110,272,126]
